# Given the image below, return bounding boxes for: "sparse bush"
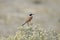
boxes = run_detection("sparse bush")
[0,24,60,40]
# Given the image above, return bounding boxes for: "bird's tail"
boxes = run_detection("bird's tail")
[21,22,27,26]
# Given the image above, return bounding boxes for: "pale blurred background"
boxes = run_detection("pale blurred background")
[0,0,60,37]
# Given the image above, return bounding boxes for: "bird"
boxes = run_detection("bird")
[22,13,34,26]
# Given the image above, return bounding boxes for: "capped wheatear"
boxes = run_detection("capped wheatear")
[22,13,34,26]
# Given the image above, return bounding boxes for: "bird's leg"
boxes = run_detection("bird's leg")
[30,21,33,25]
[27,22,29,26]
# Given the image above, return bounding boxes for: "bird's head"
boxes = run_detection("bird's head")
[29,13,34,16]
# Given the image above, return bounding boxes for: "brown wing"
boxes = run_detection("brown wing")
[25,16,32,23]
[22,16,33,26]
